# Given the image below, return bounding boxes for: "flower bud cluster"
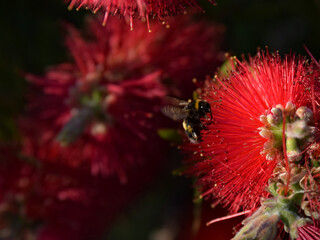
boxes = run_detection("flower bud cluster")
[259,102,315,162]
[235,102,320,239]
[233,197,312,240]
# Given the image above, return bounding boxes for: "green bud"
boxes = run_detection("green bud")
[232,213,279,240]
[276,104,285,112]
[268,182,278,197]
[280,208,312,239]
[285,102,296,115]
[286,137,301,162]
[259,127,272,139]
[267,107,283,126]
[260,115,269,125]
[295,106,313,123]
[287,120,309,139]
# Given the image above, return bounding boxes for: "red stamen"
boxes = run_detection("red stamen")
[130,15,133,31]
[146,14,151,32]
[68,0,77,10]
[199,188,214,199]
[304,46,320,68]
[206,210,251,226]
[102,11,109,26]
[311,71,317,124]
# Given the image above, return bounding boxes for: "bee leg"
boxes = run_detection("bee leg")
[190,133,198,144]
[184,130,197,144]
[192,131,198,140]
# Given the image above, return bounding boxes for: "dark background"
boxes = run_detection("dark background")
[0,0,319,239]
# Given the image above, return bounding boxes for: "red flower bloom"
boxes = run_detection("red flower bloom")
[0,144,162,240]
[297,224,320,240]
[0,146,104,239]
[67,0,204,29]
[20,15,223,183]
[185,51,318,213]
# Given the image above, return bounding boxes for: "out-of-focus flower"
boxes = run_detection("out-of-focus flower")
[22,69,166,184]
[20,15,223,183]
[147,18,224,99]
[0,143,161,240]
[63,15,223,98]
[66,0,209,29]
[0,145,104,239]
[0,144,36,239]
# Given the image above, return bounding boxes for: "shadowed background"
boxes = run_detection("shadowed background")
[0,0,319,239]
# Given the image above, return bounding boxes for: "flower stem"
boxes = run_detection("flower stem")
[282,113,291,196]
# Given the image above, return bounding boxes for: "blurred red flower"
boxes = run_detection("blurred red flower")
[67,0,205,29]
[20,15,223,183]
[184,51,318,213]
[0,143,163,240]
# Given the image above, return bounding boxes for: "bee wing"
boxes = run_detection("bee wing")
[161,106,188,121]
[165,96,189,107]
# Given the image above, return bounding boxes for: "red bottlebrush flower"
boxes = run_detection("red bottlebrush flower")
[0,143,162,240]
[20,15,223,183]
[297,224,320,240]
[184,51,318,213]
[0,146,102,239]
[67,0,205,29]
[22,69,166,183]
[64,15,223,98]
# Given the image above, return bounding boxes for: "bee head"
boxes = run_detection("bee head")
[199,101,211,114]
[198,101,212,120]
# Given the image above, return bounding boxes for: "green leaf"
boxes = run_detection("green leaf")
[218,57,237,78]
[157,128,182,143]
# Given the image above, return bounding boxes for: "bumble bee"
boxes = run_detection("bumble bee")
[162,98,212,143]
